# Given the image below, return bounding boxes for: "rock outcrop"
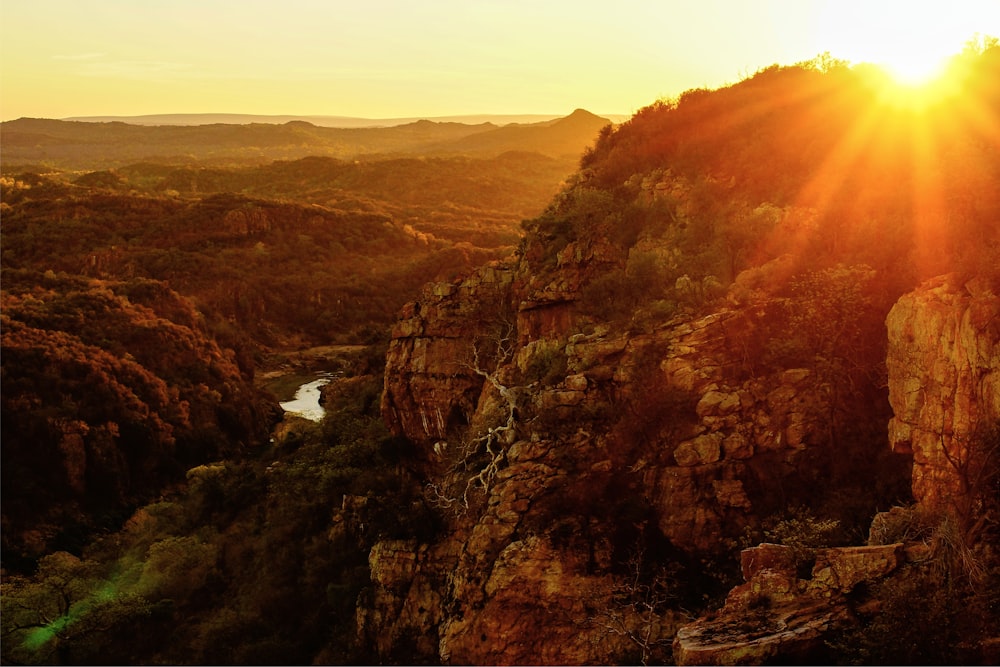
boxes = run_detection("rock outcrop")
[673,542,905,665]
[673,273,1000,665]
[365,233,876,662]
[367,201,1000,665]
[886,274,1000,514]
[382,262,517,453]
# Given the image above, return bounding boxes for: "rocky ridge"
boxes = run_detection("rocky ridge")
[885,274,1000,514]
[368,220,899,663]
[673,542,905,665]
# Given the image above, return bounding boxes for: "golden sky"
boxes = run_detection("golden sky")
[1,0,998,121]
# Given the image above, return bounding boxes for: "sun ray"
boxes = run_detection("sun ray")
[781,37,999,284]
[790,88,886,214]
[909,112,949,279]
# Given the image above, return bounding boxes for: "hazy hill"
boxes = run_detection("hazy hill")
[61,113,586,128]
[0,111,605,572]
[423,108,612,156]
[0,110,612,170]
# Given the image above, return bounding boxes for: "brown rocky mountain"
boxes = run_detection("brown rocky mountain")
[361,51,1000,664]
[423,108,613,157]
[674,274,1000,664]
[368,215,999,666]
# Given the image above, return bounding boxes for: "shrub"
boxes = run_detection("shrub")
[522,341,568,386]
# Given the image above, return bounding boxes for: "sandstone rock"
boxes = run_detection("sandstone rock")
[440,535,633,665]
[564,373,588,391]
[540,389,585,409]
[675,542,904,665]
[370,227,861,662]
[368,539,420,590]
[381,262,515,451]
[740,543,798,580]
[712,479,752,510]
[674,433,724,466]
[885,275,1000,511]
[808,544,904,594]
[673,600,846,666]
[696,390,741,417]
[722,432,753,459]
[357,538,460,660]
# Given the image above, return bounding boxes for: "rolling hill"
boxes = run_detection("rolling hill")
[0,110,612,169]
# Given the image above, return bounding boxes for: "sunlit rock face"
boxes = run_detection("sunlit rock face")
[367,231,866,663]
[670,272,1000,666]
[381,262,517,455]
[885,274,1000,512]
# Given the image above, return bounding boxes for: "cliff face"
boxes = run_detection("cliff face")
[382,262,518,452]
[886,274,1000,513]
[371,231,880,663]
[669,274,1000,665]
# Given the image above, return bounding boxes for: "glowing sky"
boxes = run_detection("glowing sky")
[1,0,998,121]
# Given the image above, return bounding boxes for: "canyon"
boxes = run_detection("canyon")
[3,52,998,665]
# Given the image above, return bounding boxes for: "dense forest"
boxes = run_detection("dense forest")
[2,43,1000,665]
[1,113,600,573]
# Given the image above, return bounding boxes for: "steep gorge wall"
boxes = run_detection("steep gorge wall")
[368,238,883,663]
[370,249,1000,666]
[671,274,1000,665]
[886,274,1000,513]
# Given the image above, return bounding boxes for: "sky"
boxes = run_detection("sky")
[2,0,999,121]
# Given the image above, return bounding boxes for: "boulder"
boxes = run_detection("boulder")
[674,543,905,665]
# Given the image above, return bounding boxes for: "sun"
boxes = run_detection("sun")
[814,0,997,88]
[876,45,951,87]
[866,39,963,109]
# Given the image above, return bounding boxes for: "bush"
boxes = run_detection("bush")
[522,341,568,386]
[827,561,1000,665]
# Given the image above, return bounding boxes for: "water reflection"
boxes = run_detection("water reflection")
[279,375,332,422]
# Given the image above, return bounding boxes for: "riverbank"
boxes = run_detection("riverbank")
[279,375,333,421]
[258,344,370,401]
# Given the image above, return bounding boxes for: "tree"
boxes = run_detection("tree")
[1,552,152,665]
[586,548,679,666]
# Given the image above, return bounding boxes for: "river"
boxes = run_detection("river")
[279,375,333,422]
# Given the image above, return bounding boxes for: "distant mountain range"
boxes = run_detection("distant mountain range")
[1,109,618,170]
[59,112,629,128]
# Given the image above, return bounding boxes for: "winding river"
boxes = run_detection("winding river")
[279,376,332,422]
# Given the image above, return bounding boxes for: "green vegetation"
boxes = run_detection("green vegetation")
[1,370,429,665]
[1,111,587,664]
[528,44,1000,305]
[0,270,276,567]
[829,500,1000,665]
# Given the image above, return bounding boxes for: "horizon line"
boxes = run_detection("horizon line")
[2,110,632,127]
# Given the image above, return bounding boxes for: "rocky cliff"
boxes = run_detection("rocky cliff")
[885,274,1000,516]
[671,274,1000,665]
[369,225,899,663]
[673,542,906,665]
